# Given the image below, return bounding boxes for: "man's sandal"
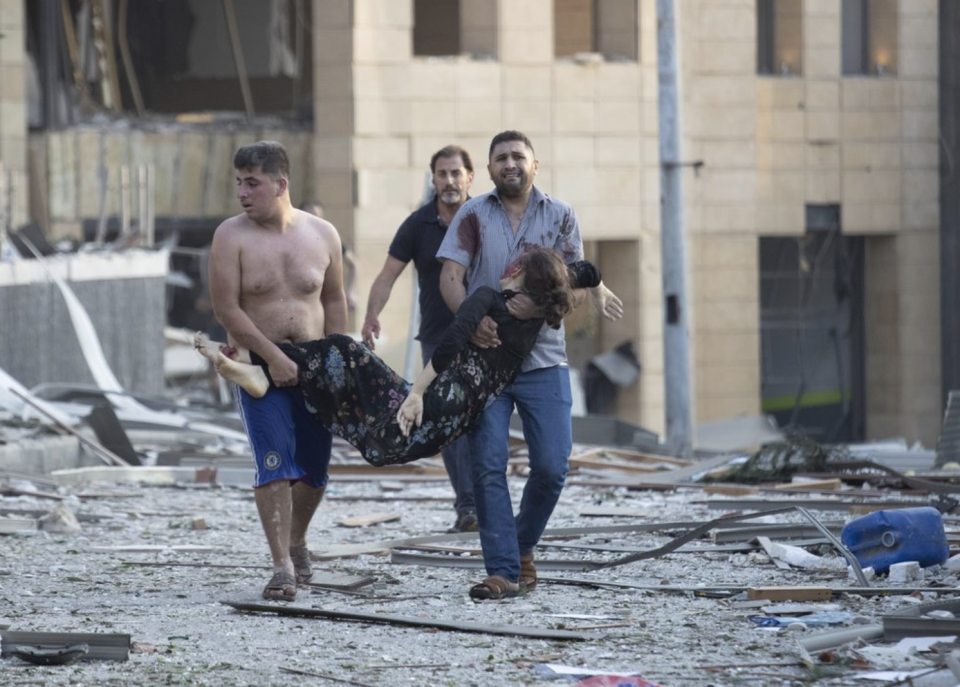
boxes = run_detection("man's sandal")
[469,575,521,600]
[519,553,538,592]
[262,570,297,601]
[289,545,313,583]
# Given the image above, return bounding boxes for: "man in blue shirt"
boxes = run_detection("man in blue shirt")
[438,130,622,599]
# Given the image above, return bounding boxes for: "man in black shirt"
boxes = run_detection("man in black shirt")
[362,145,478,532]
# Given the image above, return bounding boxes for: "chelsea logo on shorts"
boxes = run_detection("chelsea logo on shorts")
[263,451,282,471]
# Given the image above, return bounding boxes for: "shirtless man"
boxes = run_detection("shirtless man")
[208,141,348,601]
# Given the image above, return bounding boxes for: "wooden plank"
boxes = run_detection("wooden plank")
[567,455,663,474]
[566,477,679,491]
[746,587,832,602]
[848,503,925,516]
[0,630,130,661]
[773,478,842,492]
[401,543,482,556]
[578,506,655,518]
[389,550,598,571]
[702,484,760,497]
[223,601,592,641]
[338,512,401,528]
[755,536,791,570]
[87,545,220,554]
[597,447,690,467]
[302,573,376,592]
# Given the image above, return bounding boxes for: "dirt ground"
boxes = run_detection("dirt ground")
[2,458,958,687]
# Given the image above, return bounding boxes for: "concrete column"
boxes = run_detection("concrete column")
[0,0,29,231]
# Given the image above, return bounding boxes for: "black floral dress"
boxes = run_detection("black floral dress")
[276,287,544,467]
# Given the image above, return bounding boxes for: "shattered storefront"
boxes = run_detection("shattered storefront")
[2,1,317,394]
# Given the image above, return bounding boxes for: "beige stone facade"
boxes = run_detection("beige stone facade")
[0,0,942,446]
[314,0,940,445]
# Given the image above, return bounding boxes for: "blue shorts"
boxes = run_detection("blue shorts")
[235,384,332,488]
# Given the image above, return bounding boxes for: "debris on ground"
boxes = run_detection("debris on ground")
[4,361,960,685]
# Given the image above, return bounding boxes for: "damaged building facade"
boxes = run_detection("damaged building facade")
[0,0,949,447]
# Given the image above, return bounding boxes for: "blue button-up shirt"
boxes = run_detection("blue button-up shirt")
[436,185,584,372]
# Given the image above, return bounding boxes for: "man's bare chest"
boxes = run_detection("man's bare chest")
[241,243,329,298]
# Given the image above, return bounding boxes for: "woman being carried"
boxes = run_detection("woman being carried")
[195,247,622,467]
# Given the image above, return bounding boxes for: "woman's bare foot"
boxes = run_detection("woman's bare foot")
[194,332,269,398]
[194,336,251,364]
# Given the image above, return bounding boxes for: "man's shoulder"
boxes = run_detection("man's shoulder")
[297,211,340,239]
[462,191,496,210]
[212,214,254,243]
[403,197,438,225]
[215,213,246,230]
[534,186,574,213]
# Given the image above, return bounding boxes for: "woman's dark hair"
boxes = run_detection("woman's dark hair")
[518,247,576,328]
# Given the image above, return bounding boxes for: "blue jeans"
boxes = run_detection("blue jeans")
[420,341,475,516]
[467,365,572,582]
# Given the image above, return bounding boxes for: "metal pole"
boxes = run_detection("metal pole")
[146,164,155,247]
[0,162,6,260]
[117,0,145,116]
[138,164,147,242]
[39,0,62,128]
[657,0,692,457]
[120,165,131,237]
[222,0,256,120]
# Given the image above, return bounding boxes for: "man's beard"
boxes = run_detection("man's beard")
[494,173,528,198]
[439,189,462,206]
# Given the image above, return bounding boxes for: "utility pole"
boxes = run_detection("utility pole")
[656,0,693,457]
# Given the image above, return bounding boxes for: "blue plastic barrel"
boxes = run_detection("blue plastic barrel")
[840,507,949,575]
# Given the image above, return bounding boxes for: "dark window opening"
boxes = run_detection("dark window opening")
[757,0,803,76]
[759,205,866,443]
[26,0,315,124]
[842,0,898,76]
[413,0,462,56]
[554,0,638,61]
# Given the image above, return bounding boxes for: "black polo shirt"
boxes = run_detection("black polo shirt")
[388,195,461,344]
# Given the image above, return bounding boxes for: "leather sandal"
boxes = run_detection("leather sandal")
[289,545,312,583]
[469,575,520,600]
[519,553,537,591]
[262,570,297,601]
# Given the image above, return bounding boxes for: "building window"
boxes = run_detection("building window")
[842,0,898,76]
[414,0,461,56]
[554,0,638,61]
[757,0,803,76]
